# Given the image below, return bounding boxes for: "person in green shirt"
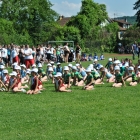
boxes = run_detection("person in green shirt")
[124,66,138,86]
[63,66,71,88]
[72,66,84,86]
[83,68,94,90]
[105,58,113,70]
[91,68,104,85]
[113,66,125,88]
[38,63,47,82]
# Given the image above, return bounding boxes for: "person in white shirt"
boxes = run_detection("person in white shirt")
[1,46,8,67]
[64,43,70,63]
[11,45,19,64]
[24,45,35,68]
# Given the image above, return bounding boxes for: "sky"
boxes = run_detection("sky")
[50,0,137,18]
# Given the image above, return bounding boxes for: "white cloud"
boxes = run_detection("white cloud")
[52,1,81,17]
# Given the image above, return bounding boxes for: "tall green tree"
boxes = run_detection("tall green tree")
[67,0,108,39]
[0,0,58,44]
[134,0,140,26]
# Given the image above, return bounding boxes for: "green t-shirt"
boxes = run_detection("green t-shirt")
[115,73,123,83]
[56,50,60,55]
[52,72,56,75]
[91,71,100,79]
[86,74,93,85]
[74,72,83,80]
[120,66,125,75]
[132,72,137,81]
[63,73,71,83]
[38,68,46,75]
[71,72,74,79]
[107,61,113,68]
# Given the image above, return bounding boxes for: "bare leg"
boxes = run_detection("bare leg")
[59,86,72,92]
[113,83,122,88]
[77,80,85,86]
[13,87,22,92]
[130,82,137,86]
[41,76,47,82]
[94,79,104,85]
[126,78,132,82]
[84,85,94,90]
[108,76,115,83]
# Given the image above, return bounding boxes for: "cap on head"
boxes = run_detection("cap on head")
[68,64,72,67]
[108,58,112,61]
[32,64,36,67]
[57,62,61,65]
[38,63,42,68]
[85,68,91,73]
[0,65,5,69]
[128,67,134,71]
[94,59,98,62]
[72,66,77,70]
[47,63,52,67]
[10,71,17,76]
[98,65,103,69]
[75,64,80,67]
[31,68,38,73]
[63,66,69,71]
[20,64,26,68]
[15,66,21,70]
[3,69,8,74]
[114,66,120,71]
[48,67,53,72]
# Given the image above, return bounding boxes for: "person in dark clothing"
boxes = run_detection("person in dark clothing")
[68,50,74,62]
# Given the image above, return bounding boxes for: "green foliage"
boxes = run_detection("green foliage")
[50,25,82,47]
[122,24,140,45]
[67,0,108,39]
[134,0,140,26]
[0,0,58,45]
[86,22,119,53]
[0,18,16,44]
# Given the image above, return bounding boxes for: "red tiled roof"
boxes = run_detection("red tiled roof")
[113,19,131,25]
[57,17,71,26]
[119,26,127,31]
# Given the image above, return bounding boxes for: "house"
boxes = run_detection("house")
[112,19,132,40]
[57,16,71,26]
[57,15,131,40]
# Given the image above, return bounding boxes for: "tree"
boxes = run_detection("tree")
[134,0,140,26]
[0,0,58,44]
[67,0,108,39]
[123,24,140,44]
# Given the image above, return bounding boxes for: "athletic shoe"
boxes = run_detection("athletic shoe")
[25,84,29,88]
[21,89,26,93]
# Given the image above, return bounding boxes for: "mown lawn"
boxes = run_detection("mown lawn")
[1,53,140,140]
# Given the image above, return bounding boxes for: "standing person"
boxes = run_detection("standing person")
[46,47,51,62]
[36,45,40,57]
[19,45,25,65]
[40,45,44,59]
[24,45,34,69]
[132,41,138,60]
[75,44,81,63]
[1,45,8,68]
[64,43,70,63]
[137,43,140,59]
[56,46,61,62]
[11,45,19,64]
[7,45,11,67]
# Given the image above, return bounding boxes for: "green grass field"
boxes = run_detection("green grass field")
[1,53,140,140]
